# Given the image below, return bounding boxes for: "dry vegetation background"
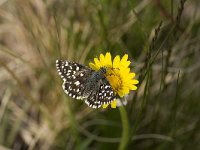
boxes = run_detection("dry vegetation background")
[0,0,200,150]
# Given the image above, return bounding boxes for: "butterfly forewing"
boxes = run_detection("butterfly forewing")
[56,60,92,99]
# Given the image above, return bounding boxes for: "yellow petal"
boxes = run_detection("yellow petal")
[113,55,120,68]
[111,100,117,108]
[130,79,139,84]
[121,54,128,62]
[133,79,139,84]
[89,63,99,70]
[94,58,101,68]
[119,67,130,75]
[105,52,112,67]
[120,54,131,67]
[118,90,125,98]
[122,87,129,94]
[129,85,138,90]
[99,54,105,66]
[121,61,131,68]
[102,104,109,108]
[128,73,136,78]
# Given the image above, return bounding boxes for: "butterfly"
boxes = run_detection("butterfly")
[56,60,116,108]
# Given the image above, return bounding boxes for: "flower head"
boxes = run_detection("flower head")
[89,52,139,108]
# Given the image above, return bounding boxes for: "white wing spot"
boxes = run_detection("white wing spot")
[75,81,80,85]
[80,73,84,77]
[85,100,89,105]
[65,90,69,94]
[105,85,109,89]
[93,105,97,108]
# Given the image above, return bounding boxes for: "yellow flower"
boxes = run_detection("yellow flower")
[89,52,139,108]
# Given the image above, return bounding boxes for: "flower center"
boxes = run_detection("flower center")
[105,69,122,93]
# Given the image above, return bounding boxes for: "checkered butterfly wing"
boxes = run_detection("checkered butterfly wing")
[84,78,116,108]
[56,60,93,99]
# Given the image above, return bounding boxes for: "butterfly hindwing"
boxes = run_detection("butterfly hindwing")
[84,88,102,109]
[84,78,115,108]
[97,78,116,104]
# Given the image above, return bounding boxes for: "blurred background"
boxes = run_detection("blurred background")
[0,0,200,150]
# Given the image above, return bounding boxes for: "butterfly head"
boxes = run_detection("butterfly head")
[99,67,107,74]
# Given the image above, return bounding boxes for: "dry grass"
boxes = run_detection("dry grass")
[0,0,200,149]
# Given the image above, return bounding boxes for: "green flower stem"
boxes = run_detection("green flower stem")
[118,105,130,150]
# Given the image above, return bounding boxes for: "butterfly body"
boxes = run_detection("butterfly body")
[56,60,115,108]
[83,67,106,98]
